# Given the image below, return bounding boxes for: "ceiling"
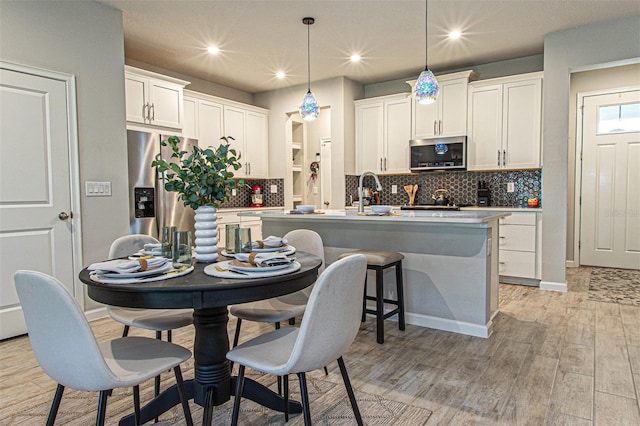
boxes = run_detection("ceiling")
[98,0,639,94]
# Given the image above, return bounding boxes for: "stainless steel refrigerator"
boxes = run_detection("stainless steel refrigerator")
[127,130,197,239]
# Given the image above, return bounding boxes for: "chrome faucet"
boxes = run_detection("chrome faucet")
[358,170,382,213]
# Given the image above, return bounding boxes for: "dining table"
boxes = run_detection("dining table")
[79,251,322,426]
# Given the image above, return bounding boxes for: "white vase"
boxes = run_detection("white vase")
[194,205,218,263]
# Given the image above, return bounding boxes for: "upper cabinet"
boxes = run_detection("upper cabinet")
[183,90,269,179]
[467,72,543,171]
[124,66,189,130]
[355,93,411,175]
[407,70,477,139]
[182,95,197,139]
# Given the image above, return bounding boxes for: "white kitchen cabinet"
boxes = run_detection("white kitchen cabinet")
[182,95,197,139]
[467,72,543,171]
[407,70,476,139]
[223,105,269,178]
[124,66,189,130]
[215,209,263,248]
[197,99,224,147]
[498,212,540,283]
[182,90,269,178]
[355,93,411,174]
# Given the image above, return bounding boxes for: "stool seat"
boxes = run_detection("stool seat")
[338,249,405,344]
[338,250,404,266]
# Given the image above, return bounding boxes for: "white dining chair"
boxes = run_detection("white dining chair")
[230,229,325,348]
[106,234,193,341]
[226,254,367,425]
[14,270,193,426]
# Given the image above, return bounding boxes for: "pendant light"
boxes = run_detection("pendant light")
[414,0,439,104]
[299,17,320,121]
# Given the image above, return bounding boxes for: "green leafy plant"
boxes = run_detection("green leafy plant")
[151,135,243,210]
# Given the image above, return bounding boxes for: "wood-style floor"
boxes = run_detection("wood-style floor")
[1,266,639,425]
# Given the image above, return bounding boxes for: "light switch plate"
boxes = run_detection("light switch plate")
[85,181,111,197]
[507,182,515,193]
[270,184,278,193]
[231,189,237,196]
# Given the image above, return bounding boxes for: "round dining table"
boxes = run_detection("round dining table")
[80,251,322,426]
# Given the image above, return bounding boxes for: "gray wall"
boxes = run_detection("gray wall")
[0,0,128,309]
[254,77,364,208]
[542,15,640,285]
[364,54,544,98]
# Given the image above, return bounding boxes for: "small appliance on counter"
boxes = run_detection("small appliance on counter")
[477,181,490,207]
[250,185,263,208]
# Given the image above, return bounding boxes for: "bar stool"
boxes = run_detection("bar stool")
[338,250,405,343]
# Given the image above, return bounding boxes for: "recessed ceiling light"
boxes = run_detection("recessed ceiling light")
[449,30,462,40]
[207,45,220,54]
[350,54,361,62]
[276,71,286,79]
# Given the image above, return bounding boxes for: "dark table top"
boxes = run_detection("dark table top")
[80,251,322,310]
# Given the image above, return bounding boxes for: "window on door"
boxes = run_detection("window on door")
[597,102,640,134]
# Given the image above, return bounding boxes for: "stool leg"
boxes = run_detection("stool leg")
[375,267,384,344]
[396,261,405,331]
[361,274,368,322]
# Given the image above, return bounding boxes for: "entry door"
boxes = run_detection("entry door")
[580,89,640,269]
[0,65,75,339]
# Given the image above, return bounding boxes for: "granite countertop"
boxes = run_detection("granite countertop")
[240,209,509,225]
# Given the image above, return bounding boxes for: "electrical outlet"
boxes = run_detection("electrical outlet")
[270,184,278,193]
[313,186,318,194]
[231,189,237,196]
[507,182,515,193]
[391,185,398,194]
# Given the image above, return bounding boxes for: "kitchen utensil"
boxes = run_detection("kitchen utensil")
[412,184,418,205]
[432,189,451,206]
[404,185,413,205]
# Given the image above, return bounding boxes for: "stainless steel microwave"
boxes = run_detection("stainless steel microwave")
[410,136,466,171]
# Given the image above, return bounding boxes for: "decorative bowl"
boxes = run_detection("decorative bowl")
[296,205,316,213]
[371,205,392,214]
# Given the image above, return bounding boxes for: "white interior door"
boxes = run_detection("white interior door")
[320,138,332,208]
[0,65,75,339]
[580,89,640,269]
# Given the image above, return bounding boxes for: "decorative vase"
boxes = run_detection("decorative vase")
[194,205,218,263]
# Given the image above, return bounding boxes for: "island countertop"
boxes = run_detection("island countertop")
[239,209,509,225]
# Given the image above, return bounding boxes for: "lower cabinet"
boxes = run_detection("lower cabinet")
[461,208,541,285]
[497,212,541,284]
[215,209,263,248]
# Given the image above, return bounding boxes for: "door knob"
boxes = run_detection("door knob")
[58,212,70,220]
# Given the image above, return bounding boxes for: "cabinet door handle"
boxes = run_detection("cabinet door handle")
[439,120,442,135]
[503,150,506,166]
[248,162,251,175]
[384,157,387,171]
[497,150,501,166]
[150,103,155,121]
[380,158,383,171]
[434,120,437,135]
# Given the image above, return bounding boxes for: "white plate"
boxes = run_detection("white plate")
[204,261,301,279]
[90,265,194,284]
[222,245,296,257]
[98,262,172,278]
[228,260,293,273]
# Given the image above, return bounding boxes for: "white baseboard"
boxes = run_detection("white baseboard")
[85,307,108,322]
[566,260,577,268]
[540,280,568,292]
[405,312,492,338]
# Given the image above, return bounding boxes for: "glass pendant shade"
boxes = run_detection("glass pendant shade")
[299,90,320,121]
[414,68,439,105]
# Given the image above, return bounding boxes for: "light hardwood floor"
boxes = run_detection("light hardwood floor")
[1,266,639,425]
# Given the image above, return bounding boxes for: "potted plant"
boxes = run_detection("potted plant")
[152,135,242,262]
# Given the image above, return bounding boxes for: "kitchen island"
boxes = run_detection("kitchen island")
[241,209,509,338]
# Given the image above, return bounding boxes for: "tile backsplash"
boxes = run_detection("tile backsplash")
[346,169,541,207]
[217,178,284,209]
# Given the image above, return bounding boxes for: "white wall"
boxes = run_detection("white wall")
[567,64,640,264]
[542,15,640,286]
[0,0,128,309]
